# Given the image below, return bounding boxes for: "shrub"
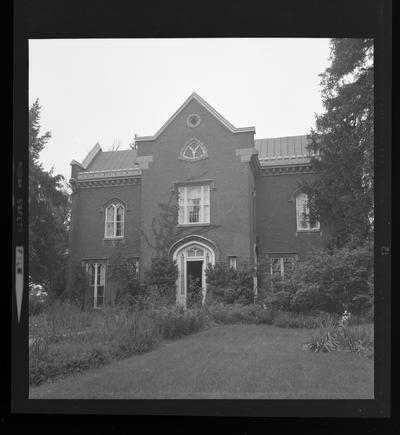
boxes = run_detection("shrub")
[206,263,254,305]
[187,276,203,309]
[153,307,207,339]
[273,310,333,329]
[44,299,93,335]
[289,242,374,314]
[144,257,179,305]
[29,283,48,316]
[337,324,374,357]
[206,303,275,325]
[69,265,90,309]
[108,247,143,305]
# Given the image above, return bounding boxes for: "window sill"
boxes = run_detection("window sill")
[296,229,320,233]
[104,237,124,240]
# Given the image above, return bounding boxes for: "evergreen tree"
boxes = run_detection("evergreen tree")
[29,99,70,297]
[301,39,374,248]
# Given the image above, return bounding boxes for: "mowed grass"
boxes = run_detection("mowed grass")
[29,324,374,399]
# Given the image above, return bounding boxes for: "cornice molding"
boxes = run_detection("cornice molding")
[77,168,141,180]
[259,164,316,176]
[76,177,141,189]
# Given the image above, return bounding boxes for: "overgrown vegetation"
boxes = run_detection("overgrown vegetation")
[255,243,373,316]
[304,316,374,358]
[29,300,206,386]
[205,263,254,305]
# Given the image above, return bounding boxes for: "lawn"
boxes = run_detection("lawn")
[29,324,374,399]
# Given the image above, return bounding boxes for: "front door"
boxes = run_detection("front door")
[173,242,215,308]
[186,260,203,307]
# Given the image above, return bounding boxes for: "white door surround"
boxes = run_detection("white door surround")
[172,240,215,308]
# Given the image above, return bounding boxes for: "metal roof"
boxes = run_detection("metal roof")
[254,135,315,166]
[75,135,314,174]
[85,149,138,171]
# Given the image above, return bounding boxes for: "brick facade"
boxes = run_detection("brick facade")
[67,93,328,307]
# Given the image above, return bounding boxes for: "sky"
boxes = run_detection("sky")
[29,38,332,180]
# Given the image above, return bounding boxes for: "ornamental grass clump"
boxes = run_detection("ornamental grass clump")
[303,316,340,352]
[304,311,374,357]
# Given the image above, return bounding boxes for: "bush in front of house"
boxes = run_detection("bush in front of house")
[205,263,254,305]
[152,307,208,339]
[206,303,275,325]
[272,310,333,329]
[288,242,373,314]
[186,276,203,309]
[143,257,179,306]
[108,248,144,305]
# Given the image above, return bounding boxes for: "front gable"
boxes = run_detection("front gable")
[135,92,255,143]
[135,93,256,177]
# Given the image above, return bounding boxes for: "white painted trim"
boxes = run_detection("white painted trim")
[70,143,102,170]
[168,235,218,258]
[104,202,125,238]
[172,240,216,308]
[135,92,255,142]
[295,193,320,231]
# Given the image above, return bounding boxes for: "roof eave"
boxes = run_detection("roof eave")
[135,92,255,142]
[70,143,102,170]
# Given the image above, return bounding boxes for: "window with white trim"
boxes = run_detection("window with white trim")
[228,256,237,270]
[105,203,125,238]
[296,193,320,231]
[86,263,106,308]
[270,256,295,279]
[180,138,207,161]
[178,185,210,224]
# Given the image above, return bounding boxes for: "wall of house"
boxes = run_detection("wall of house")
[255,172,328,261]
[137,98,256,271]
[67,182,141,304]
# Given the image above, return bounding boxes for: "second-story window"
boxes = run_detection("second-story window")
[296,193,320,231]
[178,185,210,225]
[105,203,125,238]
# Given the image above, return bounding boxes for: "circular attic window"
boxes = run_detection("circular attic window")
[186,114,201,128]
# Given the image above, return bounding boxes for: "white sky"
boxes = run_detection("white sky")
[29,38,331,180]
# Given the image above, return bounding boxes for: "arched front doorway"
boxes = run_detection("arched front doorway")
[172,240,215,307]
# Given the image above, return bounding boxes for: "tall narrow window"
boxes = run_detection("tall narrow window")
[105,203,125,238]
[228,256,237,270]
[178,185,210,224]
[296,193,320,231]
[87,263,106,308]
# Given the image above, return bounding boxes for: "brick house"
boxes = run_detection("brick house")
[67,92,327,308]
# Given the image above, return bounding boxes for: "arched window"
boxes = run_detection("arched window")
[179,139,208,161]
[295,193,320,231]
[105,203,125,238]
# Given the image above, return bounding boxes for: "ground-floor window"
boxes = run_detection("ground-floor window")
[86,263,106,308]
[228,256,237,270]
[269,256,295,279]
